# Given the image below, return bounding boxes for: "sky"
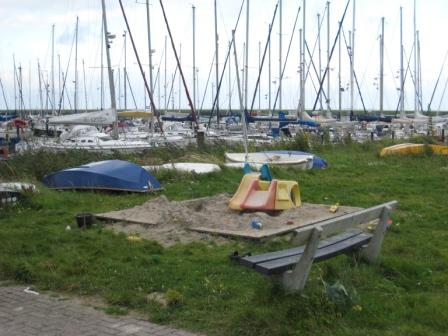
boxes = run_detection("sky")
[1,0,448,114]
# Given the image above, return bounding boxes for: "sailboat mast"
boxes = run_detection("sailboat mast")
[157,68,161,108]
[279,0,282,111]
[338,21,342,114]
[417,30,422,113]
[101,0,118,138]
[268,24,272,115]
[214,0,220,124]
[326,1,331,117]
[258,41,261,112]
[414,0,418,115]
[350,0,355,115]
[192,5,196,111]
[118,68,121,110]
[380,17,384,115]
[400,7,405,117]
[74,16,79,113]
[13,55,17,113]
[0,77,9,112]
[28,61,31,115]
[172,73,175,109]
[164,35,167,114]
[51,24,55,116]
[145,0,154,94]
[101,18,104,110]
[317,13,323,111]
[58,54,62,112]
[179,44,182,113]
[37,60,43,116]
[300,0,306,118]
[18,64,23,116]
[123,30,127,110]
[145,0,154,135]
[229,41,232,114]
[299,28,304,116]
[82,59,88,112]
[232,30,248,159]
[143,71,146,112]
[244,0,249,110]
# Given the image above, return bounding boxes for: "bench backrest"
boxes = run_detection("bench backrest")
[292,200,398,245]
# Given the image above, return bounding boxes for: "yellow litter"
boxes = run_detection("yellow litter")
[127,235,142,242]
[329,203,339,213]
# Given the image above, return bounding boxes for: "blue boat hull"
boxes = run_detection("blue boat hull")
[42,160,161,192]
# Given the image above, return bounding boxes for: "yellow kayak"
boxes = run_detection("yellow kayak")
[380,143,448,156]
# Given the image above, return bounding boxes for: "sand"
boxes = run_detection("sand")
[96,194,361,247]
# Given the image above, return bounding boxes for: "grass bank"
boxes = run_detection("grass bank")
[1,140,447,335]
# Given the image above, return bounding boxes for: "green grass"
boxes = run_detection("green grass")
[1,140,448,335]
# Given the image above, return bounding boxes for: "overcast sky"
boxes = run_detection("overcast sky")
[1,0,448,113]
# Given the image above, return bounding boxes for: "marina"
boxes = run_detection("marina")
[1,1,448,336]
[1,0,448,154]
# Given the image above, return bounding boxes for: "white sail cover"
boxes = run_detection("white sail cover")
[298,110,316,122]
[48,108,116,126]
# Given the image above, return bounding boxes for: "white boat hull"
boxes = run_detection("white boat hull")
[225,152,313,169]
[144,163,221,174]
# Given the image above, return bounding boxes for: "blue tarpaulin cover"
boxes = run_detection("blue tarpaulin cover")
[42,160,161,192]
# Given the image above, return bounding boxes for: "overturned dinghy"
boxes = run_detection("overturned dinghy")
[43,160,161,192]
[144,162,221,174]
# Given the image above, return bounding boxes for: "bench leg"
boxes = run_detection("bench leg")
[362,205,391,263]
[282,226,323,292]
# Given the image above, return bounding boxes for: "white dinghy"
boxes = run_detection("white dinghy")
[144,163,221,174]
[224,152,313,170]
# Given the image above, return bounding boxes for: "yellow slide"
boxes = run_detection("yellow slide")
[228,174,259,210]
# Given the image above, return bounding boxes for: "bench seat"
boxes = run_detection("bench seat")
[233,201,397,292]
[240,229,372,275]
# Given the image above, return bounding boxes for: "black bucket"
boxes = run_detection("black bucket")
[75,213,94,229]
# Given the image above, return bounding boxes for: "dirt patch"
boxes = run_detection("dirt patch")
[96,194,361,247]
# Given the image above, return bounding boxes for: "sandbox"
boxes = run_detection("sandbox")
[96,194,361,246]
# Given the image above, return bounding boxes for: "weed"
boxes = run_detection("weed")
[165,289,184,307]
[102,306,129,316]
[13,262,35,283]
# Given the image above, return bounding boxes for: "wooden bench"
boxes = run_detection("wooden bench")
[237,200,398,292]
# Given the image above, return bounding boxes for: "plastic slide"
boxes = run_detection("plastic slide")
[275,180,301,210]
[229,166,302,211]
[241,179,277,210]
[228,174,260,210]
